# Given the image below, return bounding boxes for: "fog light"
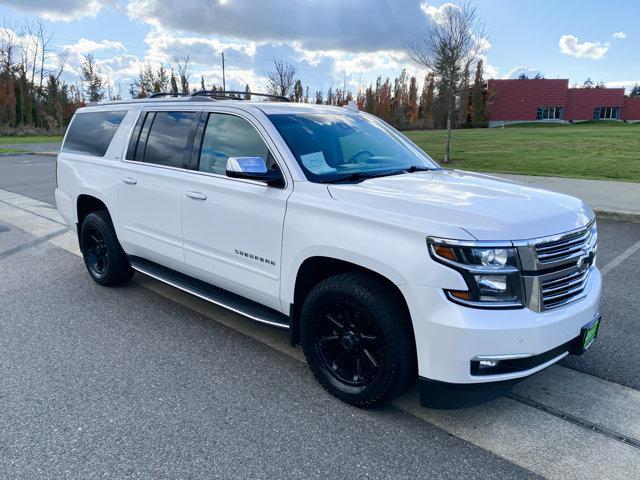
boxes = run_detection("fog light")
[479,359,499,368]
[476,275,508,293]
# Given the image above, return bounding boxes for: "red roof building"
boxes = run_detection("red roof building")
[486,79,640,126]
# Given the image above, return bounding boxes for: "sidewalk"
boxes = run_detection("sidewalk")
[491,173,640,223]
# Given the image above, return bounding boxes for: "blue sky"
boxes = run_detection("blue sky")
[0,0,637,98]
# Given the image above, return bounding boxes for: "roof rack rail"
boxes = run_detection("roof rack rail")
[148,92,189,98]
[190,90,290,102]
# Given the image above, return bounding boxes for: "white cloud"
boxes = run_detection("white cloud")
[420,2,460,24]
[126,0,432,53]
[63,38,126,55]
[559,35,610,60]
[0,0,113,21]
[613,31,626,39]
[143,28,257,65]
[502,66,544,79]
[604,80,640,93]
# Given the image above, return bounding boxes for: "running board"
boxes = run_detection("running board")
[129,256,290,330]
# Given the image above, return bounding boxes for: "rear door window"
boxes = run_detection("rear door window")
[140,111,199,168]
[62,111,127,157]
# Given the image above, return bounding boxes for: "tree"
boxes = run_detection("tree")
[153,65,168,93]
[169,72,179,95]
[582,78,594,89]
[326,85,334,105]
[315,90,323,104]
[407,76,419,125]
[630,84,640,97]
[518,73,528,80]
[418,74,435,128]
[244,84,251,100]
[293,79,303,102]
[80,54,104,102]
[172,55,191,94]
[457,63,470,126]
[470,59,486,125]
[266,58,297,97]
[406,2,487,162]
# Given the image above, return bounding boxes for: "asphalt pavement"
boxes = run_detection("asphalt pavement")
[0,223,539,479]
[1,152,639,479]
[0,154,56,204]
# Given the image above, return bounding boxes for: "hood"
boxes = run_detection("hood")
[327,169,594,241]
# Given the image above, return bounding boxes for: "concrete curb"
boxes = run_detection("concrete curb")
[595,209,640,224]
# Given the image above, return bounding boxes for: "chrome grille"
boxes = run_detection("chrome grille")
[541,267,591,310]
[519,220,598,311]
[534,225,594,264]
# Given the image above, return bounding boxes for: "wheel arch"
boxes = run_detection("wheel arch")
[76,193,112,238]
[288,255,416,353]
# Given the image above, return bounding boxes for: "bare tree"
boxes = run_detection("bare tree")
[266,58,297,97]
[0,20,19,74]
[54,50,69,81]
[171,55,191,94]
[406,2,487,162]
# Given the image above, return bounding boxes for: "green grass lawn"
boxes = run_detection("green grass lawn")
[404,121,640,182]
[0,135,63,145]
[0,148,29,154]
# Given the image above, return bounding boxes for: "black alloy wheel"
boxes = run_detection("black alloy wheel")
[313,297,383,389]
[84,228,109,278]
[300,272,415,408]
[80,210,134,286]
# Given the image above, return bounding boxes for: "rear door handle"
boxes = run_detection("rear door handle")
[121,177,137,185]
[185,191,207,200]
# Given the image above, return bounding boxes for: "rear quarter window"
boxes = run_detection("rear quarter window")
[62,111,127,157]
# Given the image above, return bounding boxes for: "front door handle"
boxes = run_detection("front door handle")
[121,177,137,185]
[185,191,207,200]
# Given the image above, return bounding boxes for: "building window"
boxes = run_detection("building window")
[536,107,564,120]
[593,107,620,120]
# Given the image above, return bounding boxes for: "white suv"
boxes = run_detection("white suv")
[55,91,601,409]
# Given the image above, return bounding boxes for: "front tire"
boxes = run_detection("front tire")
[80,211,134,286]
[300,272,415,408]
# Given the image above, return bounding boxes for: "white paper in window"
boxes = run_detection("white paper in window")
[300,151,336,174]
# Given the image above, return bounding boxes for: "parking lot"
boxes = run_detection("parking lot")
[1,153,639,479]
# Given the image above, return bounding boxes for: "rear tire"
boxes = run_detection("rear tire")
[300,272,415,408]
[80,211,134,286]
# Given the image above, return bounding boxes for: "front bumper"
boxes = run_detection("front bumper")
[399,266,602,386]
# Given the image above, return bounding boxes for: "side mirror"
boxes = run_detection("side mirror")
[226,157,284,187]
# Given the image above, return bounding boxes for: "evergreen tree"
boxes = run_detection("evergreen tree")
[244,84,251,100]
[170,72,179,95]
[457,63,470,126]
[470,60,486,125]
[293,79,303,102]
[80,54,105,103]
[407,76,419,126]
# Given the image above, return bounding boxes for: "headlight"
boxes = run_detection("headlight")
[428,239,524,308]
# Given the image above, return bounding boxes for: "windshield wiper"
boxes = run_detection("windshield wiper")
[403,165,432,173]
[319,169,406,184]
[319,165,435,184]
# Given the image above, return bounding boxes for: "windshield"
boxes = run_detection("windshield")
[267,113,439,183]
